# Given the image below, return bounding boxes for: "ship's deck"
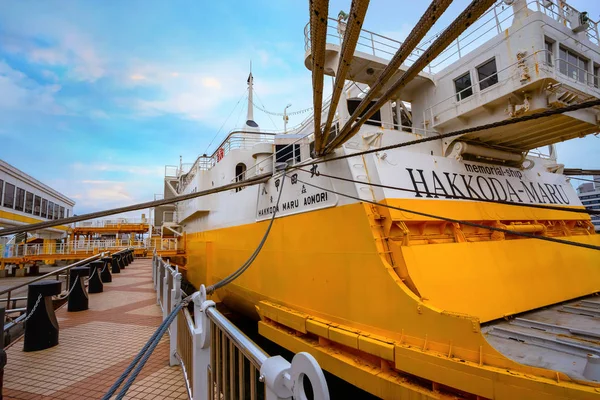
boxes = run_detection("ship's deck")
[3,258,188,399]
[483,295,600,382]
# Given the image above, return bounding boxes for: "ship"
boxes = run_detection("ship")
[154,0,600,398]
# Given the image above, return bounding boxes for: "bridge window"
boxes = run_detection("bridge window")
[477,58,498,90]
[34,196,41,216]
[48,201,54,220]
[559,46,588,83]
[3,183,15,209]
[15,187,25,212]
[0,180,3,207]
[60,206,65,219]
[41,199,48,218]
[454,72,473,101]
[594,64,599,88]
[25,192,33,214]
[275,144,301,164]
[53,203,59,219]
[347,98,382,127]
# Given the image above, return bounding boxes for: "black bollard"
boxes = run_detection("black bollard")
[121,252,129,267]
[67,266,89,312]
[126,250,132,264]
[117,253,125,269]
[88,261,104,293]
[129,250,134,263]
[23,280,61,351]
[111,255,121,274]
[100,257,112,282]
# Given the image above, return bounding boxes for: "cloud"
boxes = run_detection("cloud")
[89,109,109,119]
[1,28,105,82]
[0,61,64,114]
[71,162,164,178]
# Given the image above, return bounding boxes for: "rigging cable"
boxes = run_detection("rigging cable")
[254,90,280,130]
[294,167,600,215]
[204,90,247,154]
[317,0,370,154]
[325,0,495,153]
[206,172,286,294]
[292,175,600,251]
[300,98,600,168]
[566,176,600,184]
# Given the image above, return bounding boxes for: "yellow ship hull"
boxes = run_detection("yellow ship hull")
[183,200,600,399]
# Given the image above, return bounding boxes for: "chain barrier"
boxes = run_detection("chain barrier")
[19,294,42,324]
[55,277,79,300]
[251,100,313,116]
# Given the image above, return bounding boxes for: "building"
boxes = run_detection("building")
[0,159,74,246]
[577,176,600,232]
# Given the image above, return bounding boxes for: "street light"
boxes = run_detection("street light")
[283,103,292,133]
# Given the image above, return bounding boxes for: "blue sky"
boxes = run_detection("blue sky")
[1,0,599,216]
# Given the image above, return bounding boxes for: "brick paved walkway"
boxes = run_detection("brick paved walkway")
[3,258,188,399]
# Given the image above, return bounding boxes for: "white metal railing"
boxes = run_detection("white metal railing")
[304,16,431,73]
[305,0,599,76]
[423,49,600,128]
[74,218,151,228]
[152,253,330,399]
[1,240,148,258]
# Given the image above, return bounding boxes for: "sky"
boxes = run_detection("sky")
[1,0,599,217]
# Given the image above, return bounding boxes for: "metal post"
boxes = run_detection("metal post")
[162,266,169,320]
[169,273,182,366]
[192,286,213,400]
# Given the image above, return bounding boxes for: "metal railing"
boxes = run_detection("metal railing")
[304,0,599,77]
[153,253,330,399]
[73,218,151,228]
[1,240,147,258]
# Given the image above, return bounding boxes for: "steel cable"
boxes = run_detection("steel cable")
[324,0,453,153]
[294,167,600,215]
[206,172,287,294]
[297,99,600,169]
[325,0,497,153]
[317,0,371,154]
[293,176,600,251]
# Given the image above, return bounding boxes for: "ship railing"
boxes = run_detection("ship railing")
[304,1,598,77]
[150,237,179,252]
[423,49,600,129]
[152,253,330,400]
[303,16,430,73]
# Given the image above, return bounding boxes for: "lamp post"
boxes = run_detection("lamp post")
[283,103,292,133]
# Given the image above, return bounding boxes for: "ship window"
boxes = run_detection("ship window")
[15,187,25,211]
[454,72,473,101]
[594,64,599,88]
[59,206,65,219]
[477,58,498,90]
[3,183,15,209]
[53,203,59,219]
[347,98,382,127]
[66,209,70,218]
[275,144,301,164]
[41,198,48,218]
[25,192,33,214]
[34,196,41,216]
[545,39,554,66]
[559,46,588,83]
[0,180,3,207]
[48,201,54,220]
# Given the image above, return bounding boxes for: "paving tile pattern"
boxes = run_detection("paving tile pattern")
[3,259,188,399]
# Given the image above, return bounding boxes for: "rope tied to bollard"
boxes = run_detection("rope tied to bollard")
[102,294,195,400]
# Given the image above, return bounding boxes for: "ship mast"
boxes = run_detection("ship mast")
[244,64,260,132]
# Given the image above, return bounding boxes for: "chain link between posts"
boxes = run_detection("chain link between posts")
[19,294,42,324]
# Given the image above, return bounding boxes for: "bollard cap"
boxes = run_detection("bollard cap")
[71,266,90,278]
[28,280,62,296]
[89,260,104,269]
